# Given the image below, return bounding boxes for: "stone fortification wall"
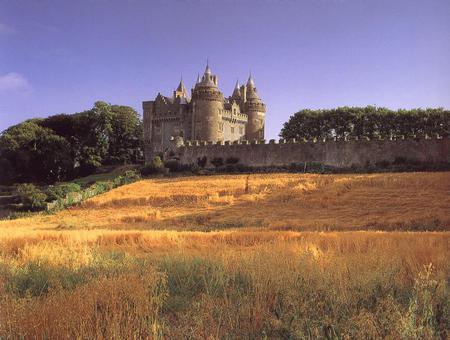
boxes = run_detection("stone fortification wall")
[175,136,450,169]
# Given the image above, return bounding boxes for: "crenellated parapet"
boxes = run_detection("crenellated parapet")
[181,135,445,147]
[191,88,224,102]
[222,110,248,124]
[174,135,450,169]
[245,101,266,112]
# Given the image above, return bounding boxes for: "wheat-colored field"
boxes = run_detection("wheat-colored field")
[2,172,449,232]
[0,172,449,339]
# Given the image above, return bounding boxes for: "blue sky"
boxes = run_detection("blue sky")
[1,0,449,139]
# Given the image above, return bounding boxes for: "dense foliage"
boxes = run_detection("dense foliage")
[280,106,450,140]
[0,102,143,184]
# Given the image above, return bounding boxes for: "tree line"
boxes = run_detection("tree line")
[280,106,449,140]
[0,101,143,184]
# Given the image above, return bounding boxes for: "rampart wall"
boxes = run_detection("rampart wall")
[175,136,450,168]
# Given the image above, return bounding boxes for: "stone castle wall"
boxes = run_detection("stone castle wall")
[174,136,450,168]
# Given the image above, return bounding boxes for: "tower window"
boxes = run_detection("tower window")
[231,127,235,134]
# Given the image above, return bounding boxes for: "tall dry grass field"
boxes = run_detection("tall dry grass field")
[0,172,449,338]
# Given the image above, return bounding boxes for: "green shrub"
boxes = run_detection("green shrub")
[94,181,114,193]
[141,156,165,176]
[46,183,81,201]
[123,170,140,183]
[16,183,48,210]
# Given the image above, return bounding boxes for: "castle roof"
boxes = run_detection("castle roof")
[247,73,255,88]
[246,74,260,101]
[232,79,241,98]
[176,77,187,93]
[197,62,218,88]
[204,63,212,75]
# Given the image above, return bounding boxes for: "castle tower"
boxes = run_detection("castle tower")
[231,79,241,102]
[191,62,224,142]
[244,74,266,140]
[173,77,189,101]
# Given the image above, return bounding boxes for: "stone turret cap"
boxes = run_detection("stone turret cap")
[176,76,187,92]
[247,73,255,88]
[197,61,217,88]
[232,79,241,97]
[246,74,260,101]
[204,60,212,75]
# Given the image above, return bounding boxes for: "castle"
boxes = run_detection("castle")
[143,63,449,170]
[143,63,266,162]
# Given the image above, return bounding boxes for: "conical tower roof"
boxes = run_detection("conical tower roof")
[246,72,255,88]
[204,58,212,75]
[246,73,260,101]
[232,79,241,98]
[197,61,217,88]
[176,76,187,92]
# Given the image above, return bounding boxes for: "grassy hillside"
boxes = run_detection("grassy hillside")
[2,172,449,232]
[0,172,449,338]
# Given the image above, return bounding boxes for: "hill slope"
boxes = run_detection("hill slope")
[2,172,449,232]
[1,172,449,338]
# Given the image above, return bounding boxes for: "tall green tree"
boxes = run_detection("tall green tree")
[280,106,450,140]
[106,104,143,165]
[0,121,74,183]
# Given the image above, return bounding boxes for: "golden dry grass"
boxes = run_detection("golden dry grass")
[1,172,449,232]
[0,172,449,338]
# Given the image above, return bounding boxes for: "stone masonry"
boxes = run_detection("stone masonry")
[143,62,266,162]
[174,136,450,169]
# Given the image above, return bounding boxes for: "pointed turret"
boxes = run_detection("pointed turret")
[246,73,260,101]
[232,79,241,99]
[198,61,218,87]
[244,72,266,140]
[174,75,189,100]
[246,72,255,88]
[176,76,187,92]
[204,61,212,75]
[191,60,224,142]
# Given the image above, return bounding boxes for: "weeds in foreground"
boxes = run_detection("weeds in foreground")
[0,232,449,339]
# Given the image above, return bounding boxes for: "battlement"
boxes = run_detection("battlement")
[179,134,447,148]
[221,110,248,123]
[173,135,449,169]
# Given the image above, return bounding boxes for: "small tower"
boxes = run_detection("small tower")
[231,79,241,102]
[191,62,225,142]
[244,73,266,140]
[173,76,189,100]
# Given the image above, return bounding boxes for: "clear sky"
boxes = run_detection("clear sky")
[1,0,449,139]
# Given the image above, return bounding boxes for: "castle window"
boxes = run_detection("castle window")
[231,127,235,134]
[239,127,243,134]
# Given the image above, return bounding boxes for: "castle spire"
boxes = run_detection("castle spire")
[198,59,217,87]
[176,75,186,92]
[234,79,240,90]
[246,72,260,101]
[247,71,255,88]
[204,59,212,75]
[174,74,188,99]
[232,79,241,98]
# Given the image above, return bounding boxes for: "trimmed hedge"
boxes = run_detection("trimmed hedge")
[46,170,141,211]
